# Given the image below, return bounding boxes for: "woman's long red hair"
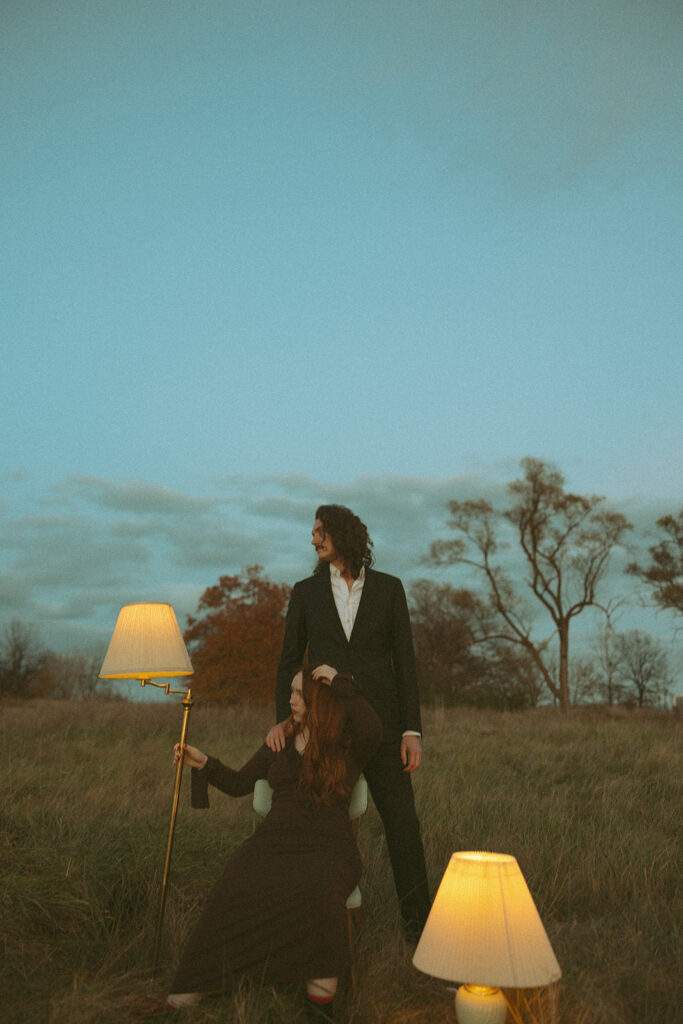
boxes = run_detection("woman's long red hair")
[294,665,350,805]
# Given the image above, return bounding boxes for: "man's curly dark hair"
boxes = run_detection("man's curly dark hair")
[314,504,374,579]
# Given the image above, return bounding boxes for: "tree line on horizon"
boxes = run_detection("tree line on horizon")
[2,460,681,713]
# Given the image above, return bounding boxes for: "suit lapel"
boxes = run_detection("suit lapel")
[317,572,349,645]
[348,567,375,643]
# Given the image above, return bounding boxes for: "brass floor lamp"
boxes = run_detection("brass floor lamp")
[100,602,194,971]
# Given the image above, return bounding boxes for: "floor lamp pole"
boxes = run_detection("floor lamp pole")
[152,686,194,971]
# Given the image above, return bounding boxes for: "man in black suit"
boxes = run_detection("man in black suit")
[270,504,431,940]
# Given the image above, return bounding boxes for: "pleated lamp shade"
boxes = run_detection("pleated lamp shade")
[99,603,193,680]
[413,851,561,989]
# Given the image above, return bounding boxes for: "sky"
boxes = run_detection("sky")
[2,1,682,673]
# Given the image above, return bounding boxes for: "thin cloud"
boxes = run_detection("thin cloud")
[52,475,221,515]
[0,471,678,655]
[2,515,151,588]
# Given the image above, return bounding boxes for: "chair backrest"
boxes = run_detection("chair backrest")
[253,778,274,817]
[348,775,368,820]
[253,775,368,821]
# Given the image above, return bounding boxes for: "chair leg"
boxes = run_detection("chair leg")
[346,908,357,996]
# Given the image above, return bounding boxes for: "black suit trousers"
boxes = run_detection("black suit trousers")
[362,741,431,936]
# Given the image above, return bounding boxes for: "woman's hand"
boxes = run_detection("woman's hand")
[174,742,208,770]
[311,664,338,685]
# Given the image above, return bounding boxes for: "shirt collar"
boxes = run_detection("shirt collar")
[330,563,365,584]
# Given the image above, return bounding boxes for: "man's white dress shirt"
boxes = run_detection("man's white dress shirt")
[329,563,420,738]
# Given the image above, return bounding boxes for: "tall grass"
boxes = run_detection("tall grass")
[1,700,680,1023]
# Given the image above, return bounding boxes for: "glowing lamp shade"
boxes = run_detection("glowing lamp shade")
[413,852,561,1024]
[99,602,193,680]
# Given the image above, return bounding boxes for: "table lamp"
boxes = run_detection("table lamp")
[413,851,561,1024]
[100,602,194,969]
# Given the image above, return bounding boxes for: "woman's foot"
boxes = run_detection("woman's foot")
[166,992,202,1009]
[122,991,177,1019]
[305,994,336,1022]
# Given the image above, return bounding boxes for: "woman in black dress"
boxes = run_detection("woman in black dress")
[166,663,382,1020]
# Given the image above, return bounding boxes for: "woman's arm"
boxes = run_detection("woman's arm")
[329,672,383,768]
[189,743,275,809]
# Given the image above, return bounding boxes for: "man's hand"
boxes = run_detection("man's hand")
[311,664,338,684]
[400,735,422,773]
[266,720,292,752]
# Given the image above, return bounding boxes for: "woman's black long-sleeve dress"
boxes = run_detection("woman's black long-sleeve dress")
[170,675,382,994]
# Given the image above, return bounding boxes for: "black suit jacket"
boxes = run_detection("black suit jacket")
[276,567,422,742]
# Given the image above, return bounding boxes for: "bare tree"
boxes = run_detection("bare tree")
[0,620,45,698]
[627,509,683,616]
[37,651,106,699]
[480,644,546,710]
[616,630,671,707]
[568,657,602,706]
[589,626,627,705]
[425,458,632,712]
[590,601,630,705]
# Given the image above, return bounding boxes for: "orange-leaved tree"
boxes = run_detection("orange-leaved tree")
[184,565,291,705]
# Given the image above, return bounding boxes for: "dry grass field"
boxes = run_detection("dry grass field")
[1,699,680,1024]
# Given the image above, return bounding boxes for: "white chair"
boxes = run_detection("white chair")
[252,775,368,991]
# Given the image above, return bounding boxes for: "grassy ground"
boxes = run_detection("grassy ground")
[1,699,680,1024]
